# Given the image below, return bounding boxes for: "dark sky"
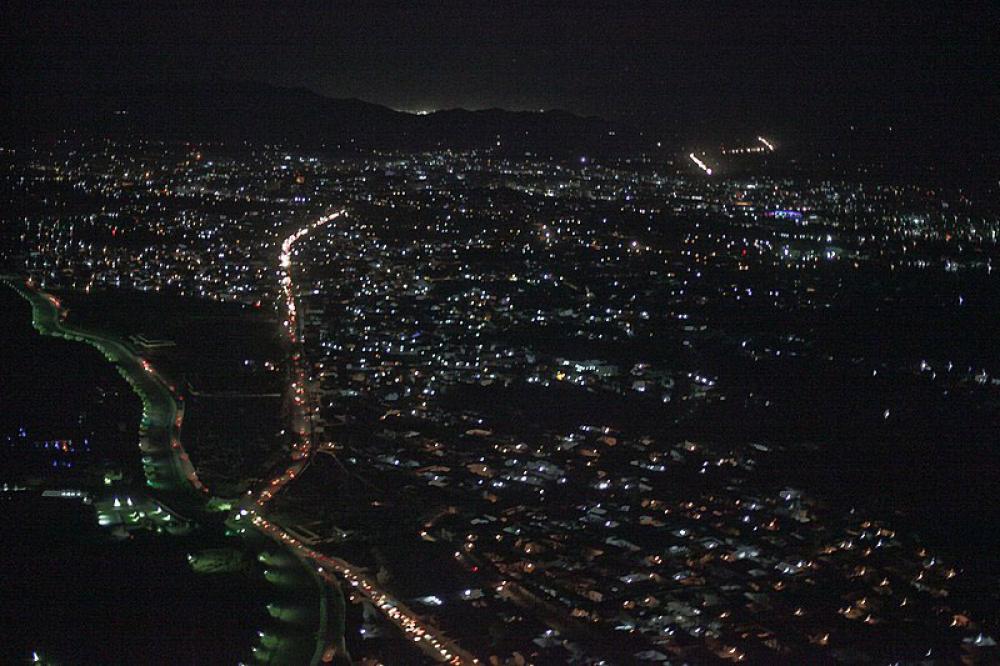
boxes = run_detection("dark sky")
[3,2,996,136]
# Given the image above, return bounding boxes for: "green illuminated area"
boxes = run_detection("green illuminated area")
[6,280,202,500]
[52,288,288,498]
[93,493,191,535]
[3,278,338,665]
[245,531,338,666]
[187,548,248,574]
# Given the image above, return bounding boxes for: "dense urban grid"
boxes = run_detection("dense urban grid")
[2,135,999,664]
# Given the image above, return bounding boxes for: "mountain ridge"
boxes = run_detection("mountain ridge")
[3,80,642,154]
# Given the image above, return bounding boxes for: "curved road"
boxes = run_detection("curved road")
[4,275,332,666]
[3,276,205,503]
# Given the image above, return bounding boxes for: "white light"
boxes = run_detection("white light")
[688,153,713,176]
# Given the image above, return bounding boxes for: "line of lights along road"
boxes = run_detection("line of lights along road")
[692,136,775,173]
[255,210,476,664]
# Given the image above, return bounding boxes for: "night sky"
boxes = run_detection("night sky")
[3,3,996,136]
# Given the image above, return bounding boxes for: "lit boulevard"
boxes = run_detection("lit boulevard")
[238,210,478,664]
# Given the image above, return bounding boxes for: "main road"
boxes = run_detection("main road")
[234,210,480,665]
